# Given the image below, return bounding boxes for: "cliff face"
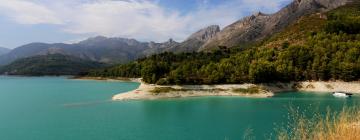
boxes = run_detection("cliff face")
[200,0,350,51]
[187,25,220,42]
[164,25,220,53]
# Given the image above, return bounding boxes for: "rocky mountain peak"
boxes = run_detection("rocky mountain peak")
[162,38,179,47]
[167,38,174,43]
[254,11,269,17]
[187,25,220,42]
[78,36,144,47]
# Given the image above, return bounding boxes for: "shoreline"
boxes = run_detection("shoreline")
[70,76,141,82]
[112,81,360,101]
[75,77,360,101]
[113,81,360,101]
[112,82,274,101]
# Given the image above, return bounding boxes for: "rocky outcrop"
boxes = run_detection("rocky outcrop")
[187,25,220,42]
[200,0,350,51]
[142,39,180,56]
[164,25,220,53]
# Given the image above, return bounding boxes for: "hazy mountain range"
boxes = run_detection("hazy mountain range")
[0,47,10,56]
[0,24,221,66]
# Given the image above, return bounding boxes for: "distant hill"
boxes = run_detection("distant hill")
[0,38,153,66]
[0,54,105,76]
[0,47,10,56]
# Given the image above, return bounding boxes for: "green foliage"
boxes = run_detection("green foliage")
[325,4,360,34]
[0,54,105,76]
[149,87,186,95]
[89,51,232,84]
[232,86,261,94]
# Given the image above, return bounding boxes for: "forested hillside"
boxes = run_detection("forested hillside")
[0,54,105,76]
[88,4,360,85]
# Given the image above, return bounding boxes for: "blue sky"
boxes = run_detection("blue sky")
[0,0,292,49]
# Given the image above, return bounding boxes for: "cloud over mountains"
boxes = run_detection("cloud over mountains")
[0,0,290,42]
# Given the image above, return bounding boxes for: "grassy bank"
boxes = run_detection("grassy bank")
[277,107,360,140]
[232,86,263,94]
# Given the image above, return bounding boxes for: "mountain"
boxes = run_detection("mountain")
[0,43,69,65]
[77,36,150,63]
[87,0,360,84]
[164,25,220,53]
[200,0,350,51]
[0,47,10,56]
[0,25,220,66]
[0,37,173,66]
[0,31,205,65]
[141,25,220,55]
[0,54,105,76]
[141,39,180,56]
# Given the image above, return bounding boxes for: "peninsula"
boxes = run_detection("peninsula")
[76,77,360,101]
[111,80,360,101]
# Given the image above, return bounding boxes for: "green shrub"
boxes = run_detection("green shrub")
[150,87,186,95]
[232,86,261,94]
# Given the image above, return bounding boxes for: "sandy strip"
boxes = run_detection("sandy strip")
[73,77,360,101]
[111,80,360,101]
[112,81,274,101]
[297,81,360,93]
[71,76,140,82]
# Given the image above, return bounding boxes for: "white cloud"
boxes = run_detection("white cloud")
[62,0,190,41]
[0,0,291,42]
[0,0,62,24]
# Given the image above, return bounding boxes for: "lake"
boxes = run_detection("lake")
[0,76,358,140]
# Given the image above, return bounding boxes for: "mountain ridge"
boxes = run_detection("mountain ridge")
[200,0,350,51]
[162,25,220,53]
[0,37,162,65]
[0,24,221,65]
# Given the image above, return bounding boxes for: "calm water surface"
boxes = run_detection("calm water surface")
[0,76,358,140]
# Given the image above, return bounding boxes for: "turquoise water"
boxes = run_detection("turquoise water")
[0,76,358,140]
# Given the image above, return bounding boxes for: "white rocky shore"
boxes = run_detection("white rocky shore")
[112,81,273,101]
[112,80,360,101]
[73,77,360,101]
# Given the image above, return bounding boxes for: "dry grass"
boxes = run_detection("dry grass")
[149,87,187,95]
[305,84,315,89]
[277,107,360,140]
[325,84,334,89]
[232,86,262,94]
[149,87,226,95]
